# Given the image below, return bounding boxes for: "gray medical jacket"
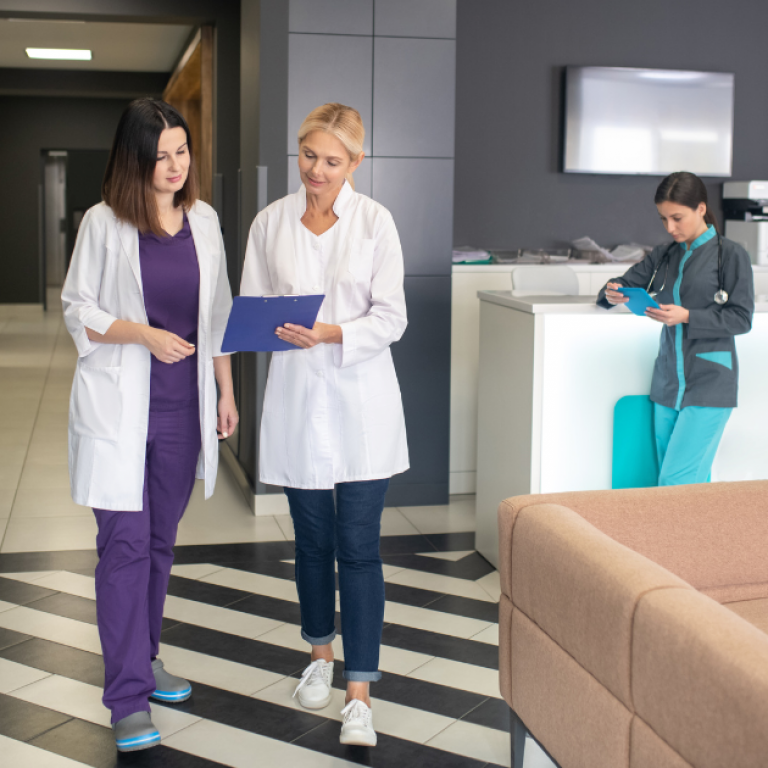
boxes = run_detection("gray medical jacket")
[597,232,754,410]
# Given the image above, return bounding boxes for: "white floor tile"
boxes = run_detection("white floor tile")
[275,514,295,541]
[469,623,500,645]
[0,463,24,491]
[176,512,286,545]
[477,569,502,601]
[17,464,72,491]
[0,735,92,768]
[158,644,286,696]
[10,488,91,518]
[524,737,558,768]
[30,571,95,599]
[163,594,284,640]
[163,718,358,768]
[0,657,51,693]
[0,518,8,545]
[380,508,421,536]
[386,568,496,603]
[398,498,476,535]
[407,657,502,699]
[0,599,18,612]
[202,568,299,603]
[427,719,510,766]
[170,563,224,580]
[415,550,475,561]
[12,674,111,727]
[0,605,101,654]
[0,570,60,583]
[1,515,97,553]
[0,489,16,517]
[384,601,493,640]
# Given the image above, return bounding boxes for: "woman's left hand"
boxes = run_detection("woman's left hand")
[217,393,239,440]
[646,304,690,326]
[276,321,342,348]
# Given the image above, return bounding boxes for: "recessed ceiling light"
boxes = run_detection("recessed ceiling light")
[26,48,92,61]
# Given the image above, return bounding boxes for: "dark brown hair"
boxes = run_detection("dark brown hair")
[102,98,198,235]
[654,171,719,233]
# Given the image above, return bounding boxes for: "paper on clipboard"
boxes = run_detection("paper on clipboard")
[617,287,660,316]
[221,295,325,352]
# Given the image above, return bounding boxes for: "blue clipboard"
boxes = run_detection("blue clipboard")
[617,287,660,316]
[221,295,325,353]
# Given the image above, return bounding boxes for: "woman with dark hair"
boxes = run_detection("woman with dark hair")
[598,171,754,486]
[61,98,237,752]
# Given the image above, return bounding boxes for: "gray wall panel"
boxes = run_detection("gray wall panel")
[289,0,373,35]
[287,155,372,198]
[386,275,451,506]
[375,0,457,38]
[287,33,373,155]
[372,158,453,276]
[454,0,768,250]
[373,37,455,158]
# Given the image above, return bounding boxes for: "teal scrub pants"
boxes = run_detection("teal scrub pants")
[654,403,732,486]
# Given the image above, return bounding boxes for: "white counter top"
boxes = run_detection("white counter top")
[478,290,768,315]
[454,263,768,273]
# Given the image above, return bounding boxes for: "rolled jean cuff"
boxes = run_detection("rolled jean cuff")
[343,670,382,683]
[301,628,337,646]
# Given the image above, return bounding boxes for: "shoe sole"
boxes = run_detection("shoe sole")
[150,688,192,702]
[340,733,377,747]
[116,733,161,752]
[297,692,333,710]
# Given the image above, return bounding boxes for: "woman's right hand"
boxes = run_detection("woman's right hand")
[605,282,629,305]
[142,327,195,363]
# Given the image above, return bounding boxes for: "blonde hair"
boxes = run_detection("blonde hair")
[297,102,364,189]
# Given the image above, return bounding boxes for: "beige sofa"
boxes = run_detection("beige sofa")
[497,481,768,768]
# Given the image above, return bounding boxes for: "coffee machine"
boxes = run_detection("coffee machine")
[722,181,768,265]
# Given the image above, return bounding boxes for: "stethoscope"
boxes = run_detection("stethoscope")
[647,234,728,305]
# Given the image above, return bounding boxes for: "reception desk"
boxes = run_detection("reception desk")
[475,291,768,566]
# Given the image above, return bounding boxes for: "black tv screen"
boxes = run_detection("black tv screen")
[563,66,734,176]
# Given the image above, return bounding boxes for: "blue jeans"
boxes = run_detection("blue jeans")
[654,403,732,486]
[284,479,390,682]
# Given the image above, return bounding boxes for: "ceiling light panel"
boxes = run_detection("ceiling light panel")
[26,48,92,61]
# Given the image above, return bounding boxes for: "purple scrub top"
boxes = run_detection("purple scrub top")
[139,214,200,412]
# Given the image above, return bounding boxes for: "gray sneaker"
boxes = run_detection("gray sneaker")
[150,658,192,703]
[113,711,160,752]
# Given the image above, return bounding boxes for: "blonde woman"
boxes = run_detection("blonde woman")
[240,103,408,747]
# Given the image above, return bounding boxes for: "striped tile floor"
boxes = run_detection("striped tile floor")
[0,534,555,768]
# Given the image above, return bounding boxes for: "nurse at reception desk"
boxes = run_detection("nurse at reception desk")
[598,172,754,486]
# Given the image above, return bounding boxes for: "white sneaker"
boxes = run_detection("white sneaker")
[293,660,334,709]
[340,699,376,747]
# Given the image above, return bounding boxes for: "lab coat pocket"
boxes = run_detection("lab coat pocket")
[349,239,374,283]
[71,365,122,442]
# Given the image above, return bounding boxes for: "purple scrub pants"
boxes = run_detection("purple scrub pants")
[93,402,200,723]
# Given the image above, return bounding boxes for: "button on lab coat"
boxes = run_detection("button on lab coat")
[61,201,233,511]
[241,181,409,489]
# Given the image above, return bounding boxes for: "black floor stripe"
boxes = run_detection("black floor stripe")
[0,691,73,743]
[421,593,499,624]
[380,624,499,670]
[28,715,229,768]
[423,532,477,552]
[0,576,58,606]
[0,549,99,573]
[0,626,31,653]
[460,697,511,731]
[1,636,104,686]
[382,552,496,580]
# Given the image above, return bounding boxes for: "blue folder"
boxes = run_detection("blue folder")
[617,287,660,316]
[221,295,325,353]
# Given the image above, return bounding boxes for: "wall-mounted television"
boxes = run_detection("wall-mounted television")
[563,66,734,177]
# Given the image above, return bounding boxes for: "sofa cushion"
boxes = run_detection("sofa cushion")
[499,480,768,603]
[723,597,768,635]
[510,503,689,708]
[629,718,693,768]
[633,587,768,768]
[511,608,632,768]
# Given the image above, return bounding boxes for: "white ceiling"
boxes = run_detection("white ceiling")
[0,19,194,72]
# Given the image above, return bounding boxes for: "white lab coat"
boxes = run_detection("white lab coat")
[241,181,409,489]
[61,201,232,511]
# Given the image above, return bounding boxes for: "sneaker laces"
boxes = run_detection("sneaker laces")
[341,698,371,726]
[293,660,331,698]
